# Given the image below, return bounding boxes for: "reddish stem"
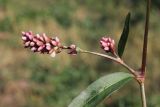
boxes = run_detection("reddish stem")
[141,0,151,76]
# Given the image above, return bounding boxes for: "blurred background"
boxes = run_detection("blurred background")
[0,0,160,107]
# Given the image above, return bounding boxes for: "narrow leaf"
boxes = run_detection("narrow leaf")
[68,72,133,107]
[118,13,131,58]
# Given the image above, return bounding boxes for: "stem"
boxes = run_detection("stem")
[81,50,138,77]
[140,82,147,107]
[82,50,118,62]
[141,0,151,75]
[139,0,150,106]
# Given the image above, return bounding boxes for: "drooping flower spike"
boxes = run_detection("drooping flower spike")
[22,31,62,57]
[22,31,78,57]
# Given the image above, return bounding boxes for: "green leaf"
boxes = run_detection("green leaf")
[118,13,131,58]
[68,72,133,107]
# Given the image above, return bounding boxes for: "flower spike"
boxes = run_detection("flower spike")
[100,37,115,54]
[22,31,62,57]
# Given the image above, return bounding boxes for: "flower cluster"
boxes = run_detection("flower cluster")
[100,37,115,54]
[22,31,78,57]
[22,31,62,57]
[22,32,116,57]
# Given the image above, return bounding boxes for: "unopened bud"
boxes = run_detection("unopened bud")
[100,37,115,54]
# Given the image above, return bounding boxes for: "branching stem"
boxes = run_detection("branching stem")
[139,0,151,106]
[80,50,138,77]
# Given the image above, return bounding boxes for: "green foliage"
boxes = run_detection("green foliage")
[118,13,130,58]
[69,72,133,107]
[49,1,75,28]
[0,17,13,32]
[16,9,40,20]
[0,0,8,7]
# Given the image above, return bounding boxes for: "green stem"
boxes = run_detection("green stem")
[140,82,147,107]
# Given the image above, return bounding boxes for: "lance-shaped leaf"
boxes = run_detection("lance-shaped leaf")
[118,13,131,58]
[68,72,133,107]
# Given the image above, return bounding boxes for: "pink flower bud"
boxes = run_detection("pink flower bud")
[38,45,45,51]
[36,40,43,46]
[22,36,27,41]
[55,37,59,42]
[51,37,60,46]
[36,34,41,39]
[51,40,57,46]
[68,44,77,55]
[46,43,51,50]
[30,42,35,46]
[100,37,115,53]
[43,33,50,42]
[22,31,25,36]
[31,47,37,52]
[39,36,44,41]
[25,41,30,47]
[25,32,33,40]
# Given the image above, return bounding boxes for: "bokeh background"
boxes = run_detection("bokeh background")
[0,0,160,107]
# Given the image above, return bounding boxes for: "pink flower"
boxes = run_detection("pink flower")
[22,31,61,57]
[100,37,115,53]
[68,44,77,55]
